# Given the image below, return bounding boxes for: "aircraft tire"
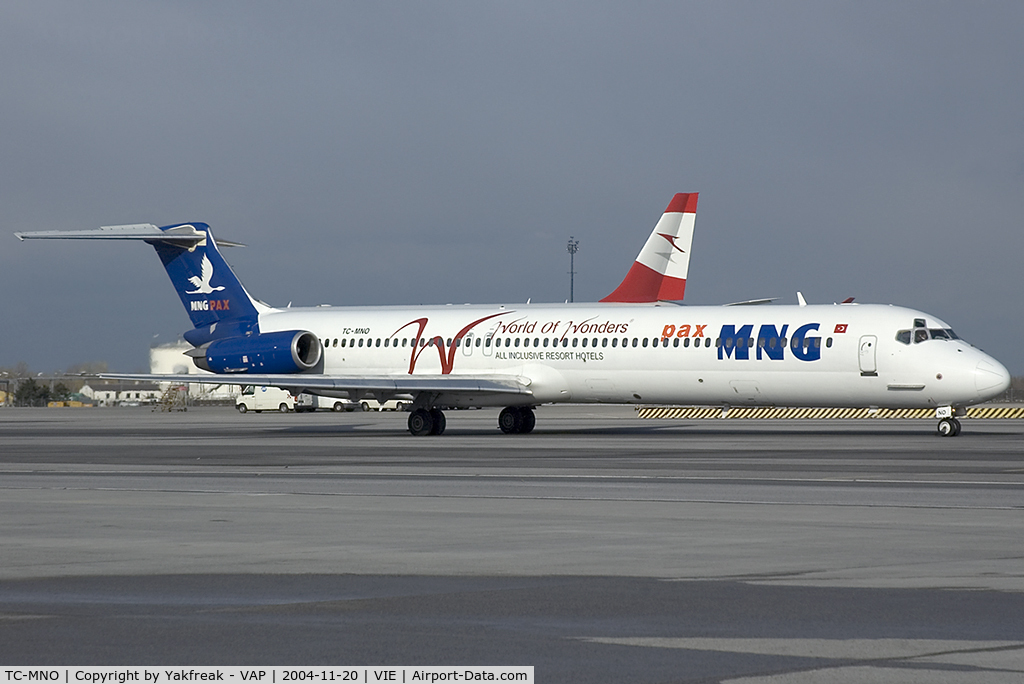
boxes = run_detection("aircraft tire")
[952,418,962,436]
[429,408,446,435]
[519,407,536,434]
[499,406,523,434]
[937,418,957,437]
[408,409,434,436]
[236,404,247,414]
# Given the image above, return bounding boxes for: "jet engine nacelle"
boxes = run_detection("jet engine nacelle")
[193,330,323,374]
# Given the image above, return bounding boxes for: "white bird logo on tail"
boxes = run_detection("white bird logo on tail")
[186,255,225,294]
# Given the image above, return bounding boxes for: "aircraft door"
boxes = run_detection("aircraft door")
[462,333,474,357]
[859,335,877,376]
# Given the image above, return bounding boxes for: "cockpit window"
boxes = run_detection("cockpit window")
[914,318,926,328]
[900,326,962,345]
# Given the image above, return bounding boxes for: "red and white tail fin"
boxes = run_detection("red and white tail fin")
[600,192,698,303]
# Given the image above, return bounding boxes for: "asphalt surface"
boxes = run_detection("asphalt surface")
[1,405,1023,683]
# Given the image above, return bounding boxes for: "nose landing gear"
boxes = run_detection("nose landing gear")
[936,406,964,437]
[937,417,961,437]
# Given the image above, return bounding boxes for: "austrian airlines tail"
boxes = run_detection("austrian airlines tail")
[601,193,697,303]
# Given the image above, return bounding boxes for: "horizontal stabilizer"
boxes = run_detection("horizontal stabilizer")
[723,298,778,307]
[15,224,245,248]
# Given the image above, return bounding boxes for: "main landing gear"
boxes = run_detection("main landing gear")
[408,408,447,436]
[498,406,535,434]
[406,405,537,436]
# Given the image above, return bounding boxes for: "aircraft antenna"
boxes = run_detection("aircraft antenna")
[567,236,580,303]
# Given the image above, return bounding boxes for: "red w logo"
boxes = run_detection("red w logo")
[392,311,511,374]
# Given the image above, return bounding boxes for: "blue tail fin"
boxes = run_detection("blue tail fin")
[15,221,265,347]
[150,223,262,346]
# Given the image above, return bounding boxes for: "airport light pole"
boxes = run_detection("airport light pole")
[567,236,579,303]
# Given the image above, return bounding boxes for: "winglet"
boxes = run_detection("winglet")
[600,193,698,303]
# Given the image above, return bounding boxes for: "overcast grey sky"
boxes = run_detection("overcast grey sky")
[3,2,1022,373]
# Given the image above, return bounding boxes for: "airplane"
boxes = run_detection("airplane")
[15,193,1010,437]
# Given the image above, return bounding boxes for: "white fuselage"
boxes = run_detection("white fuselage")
[256,301,1010,410]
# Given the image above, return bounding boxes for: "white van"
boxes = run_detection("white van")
[236,386,296,413]
[295,393,359,413]
[359,398,411,412]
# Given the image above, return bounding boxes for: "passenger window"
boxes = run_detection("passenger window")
[914,329,929,343]
[341,339,347,347]
[476,338,481,348]
[376,338,381,347]
[814,338,821,348]
[826,338,833,348]
[603,338,609,348]
[705,338,712,348]
[384,338,389,347]
[582,338,588,347]
[572,338,578,347]
[768,337,776,349]
[543,338,549,348]
[632,338,639,348]
[673,338,679,348]
[611,338,618,348]
[358,339,364,347]
[485,337,492,347]
[683,337,690,348]
[642,338,648,348]
[534,338,540,347]
[514,338,520,348]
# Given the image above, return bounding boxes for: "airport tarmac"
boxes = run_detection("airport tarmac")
[1,405,1023,682]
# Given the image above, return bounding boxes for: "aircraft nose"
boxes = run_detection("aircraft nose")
[974,358,1010,395]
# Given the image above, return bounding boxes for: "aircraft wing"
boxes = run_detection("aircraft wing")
[97,373,533,398]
